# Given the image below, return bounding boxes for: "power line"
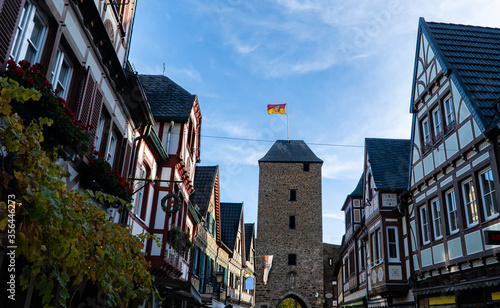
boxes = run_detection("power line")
[201,135,364,148]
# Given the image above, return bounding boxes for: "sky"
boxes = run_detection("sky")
[128,0,500,245]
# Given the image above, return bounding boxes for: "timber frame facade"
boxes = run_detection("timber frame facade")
[407,18,500,307]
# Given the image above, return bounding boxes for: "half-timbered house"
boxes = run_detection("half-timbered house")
[221,202,255,308]
[0,0,140,214]
[361,138,413,308]
[190,166,231,308]
[135,74,203,307]
[338,175,366,308]
[407,18,500,307]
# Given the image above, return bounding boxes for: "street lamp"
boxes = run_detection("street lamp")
[216,270,225,301]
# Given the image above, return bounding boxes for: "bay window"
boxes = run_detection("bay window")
[386,227,399,262]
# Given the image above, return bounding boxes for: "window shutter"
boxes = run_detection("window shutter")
[88,84,103,138]
[77,67,96,125]
[121,141,133,178]
[0,0,25,70]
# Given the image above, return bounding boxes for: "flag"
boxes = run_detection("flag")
[267,104,286,115]
[263,255,273,285]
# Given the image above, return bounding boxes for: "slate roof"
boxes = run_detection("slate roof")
[138,74,197,122]
[220,202,243,251]
[190,166,218,217]
[244,223,254,261]
[341,173,364,211]
[415,18,500,132]
[350,173,364,197]
[365,138,411,192]
[259,140,323,163]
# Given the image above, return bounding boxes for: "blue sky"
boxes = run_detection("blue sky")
[129,0,500,244]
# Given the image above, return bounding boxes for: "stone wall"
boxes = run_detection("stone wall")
[255,161,324,308]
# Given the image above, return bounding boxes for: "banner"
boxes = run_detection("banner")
[263,255,273,285]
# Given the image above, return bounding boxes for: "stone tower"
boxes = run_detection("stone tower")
[255,140,324,308]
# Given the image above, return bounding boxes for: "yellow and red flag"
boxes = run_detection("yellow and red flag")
[267,104,286,115]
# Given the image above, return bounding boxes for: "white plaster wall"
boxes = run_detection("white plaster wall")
[432,244,445,264]
[445,132,458,158]
[150,234,163,256]
[155,191,168,230]
[448,237,463,260]
[64,10,87,60]
[458,122,474,148]
[465,231,483,255]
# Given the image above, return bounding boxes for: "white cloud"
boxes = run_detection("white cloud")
[323,212,344,220]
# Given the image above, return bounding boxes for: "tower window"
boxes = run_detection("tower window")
[289,215,296,229]
[288,254,297,265]
[303,163,310,171]
[289,189,297,201]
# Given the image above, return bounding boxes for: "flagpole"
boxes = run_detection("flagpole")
[287,104,289,142]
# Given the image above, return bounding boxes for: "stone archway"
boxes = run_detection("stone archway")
[277,293,308,308]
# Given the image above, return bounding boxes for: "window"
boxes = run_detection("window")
[289,189,297,201]
[431,198,442,239]
[303,163,310,171]
[370,233,376,265]
[432,107,442,135]
[343,257,348,281]
[289,215,296,229]
[94,114,106,152]
[106,132,118,166]
[422,118,431,145]
[134,165,147,218]
[51,48,74,99]
[328,258,333,266]
[445,190,459,234]
[420,205,430,245]
[288,254,297,266]
[349,251,355,276]
[444,95,455,126]
[462,179,479,227]
[345,208,351,228]
[371,229,382,264]
[359,243,365,270]
[367,173,373,199]
[377,229,382,261]
[10,1,48,64]
[386,227,399,262]
[479,169,498,219]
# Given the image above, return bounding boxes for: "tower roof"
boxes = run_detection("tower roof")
[258,140,323,163]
